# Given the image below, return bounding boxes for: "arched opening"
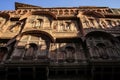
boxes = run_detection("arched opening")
[85,31,120,60]
[10,30,54,60]
[21,30,54,42]
[57,51,66,63]
[24,43,38,60]
[49,37,86,63]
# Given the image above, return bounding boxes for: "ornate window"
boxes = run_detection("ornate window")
[86,35,120,60]
[24,43,38,60]
[86,36,110,59]
[96,43,109,59]
[57,51,66,63]
[16,34,50,60]
[33,19,43,28]
[65,46,75,63]
[11,48,25,60]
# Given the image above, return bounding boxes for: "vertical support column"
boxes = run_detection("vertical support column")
[56,43,59,63]
[18,67,21,80]
[33,67,36,80]
[5,67,8,80]
[111,66,114,80]
[46,66,49,80]
[77,12,85,36]
[101,66,103,80]
[91,64,95,80]
[0,67,6,80]
[36,66,48,80]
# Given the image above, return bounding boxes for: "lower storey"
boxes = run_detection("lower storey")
[0,65,120,80]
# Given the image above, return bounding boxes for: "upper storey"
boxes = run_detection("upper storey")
[0,2,120,39]
[14,2,120,17]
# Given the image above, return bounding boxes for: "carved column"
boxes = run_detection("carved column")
[77,12,86,36]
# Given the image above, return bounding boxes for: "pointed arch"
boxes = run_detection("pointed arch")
[18,30,55,42]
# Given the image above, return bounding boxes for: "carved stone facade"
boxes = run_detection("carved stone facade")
[0,2,120,80]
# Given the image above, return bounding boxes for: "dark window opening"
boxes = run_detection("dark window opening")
[24,43,38,60]
[96,43,109,59]
[0,39,10,44]
[10,17,19,21]
[0,47,8,60]
[65,46,75,63]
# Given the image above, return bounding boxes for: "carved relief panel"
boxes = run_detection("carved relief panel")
[25,15,44,29]
[25,15,51,29]
[81,14,120,29]
[52,20,78,31]
[96,19,120,28]
[80,15,106,29]
[81,15,91,28]
[105,19,120,28]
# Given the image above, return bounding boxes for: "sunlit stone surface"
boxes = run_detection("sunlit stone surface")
[0,2,120,80]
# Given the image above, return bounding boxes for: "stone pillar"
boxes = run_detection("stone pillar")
[77,12,86,36]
